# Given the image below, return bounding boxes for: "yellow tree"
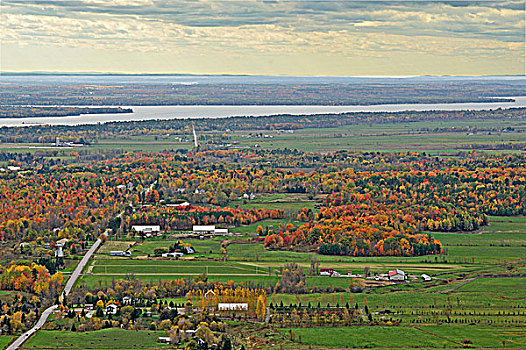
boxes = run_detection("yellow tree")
[256,294,267,320]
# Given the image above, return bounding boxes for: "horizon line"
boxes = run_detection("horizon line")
[1,72,525,78]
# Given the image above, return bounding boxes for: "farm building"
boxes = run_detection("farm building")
[132,225,161,236]
[166,201,190,207]
[192,225,229,235]
[55,246,64,258]
[162,252,184,258]
[110,250,132,257]
[421,274,432,281]
[389,269,407,281]
[320,268,335,276]
[193,225,216,234]
[217,303,249,311]
[214,228,229,235]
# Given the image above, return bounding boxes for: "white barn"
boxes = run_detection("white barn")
[214,228,229,235]
[217,303,249,311]
[193,225,216,234]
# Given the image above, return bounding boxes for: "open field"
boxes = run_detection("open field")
[2,116,525,155]
[281,325,526,348]
[230,193,321,211]
[0,337,13,349]
[96,241,136,254]
[75,215,526,345]
[229,118,526,153]
[79,217,526,291]
[21,329,167,349]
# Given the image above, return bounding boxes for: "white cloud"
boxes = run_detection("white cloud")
[0,0,523,74]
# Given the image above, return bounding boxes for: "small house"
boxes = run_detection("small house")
[122,296,132,305]
[85,303,94,310]
[56,238,69,247]
[105,304,118,315]
[388,269,407,281]
[157,337,171,344]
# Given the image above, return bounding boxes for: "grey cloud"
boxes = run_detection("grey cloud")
[1,0,524,43]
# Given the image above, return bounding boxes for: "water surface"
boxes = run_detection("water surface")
[1,96,525,127]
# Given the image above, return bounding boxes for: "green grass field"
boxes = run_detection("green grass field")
[80,217,525,291]
[0,336,13,350]
[281,325,526,348]
[70,215,526,348]
[230,118,526,153]
[3,116,525,155]
[21,329,167,349]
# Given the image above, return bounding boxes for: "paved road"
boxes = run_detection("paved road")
[6,237,104,350]
[62,238,104,298]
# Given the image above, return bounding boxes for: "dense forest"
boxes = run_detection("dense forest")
[1,79,524,106]
[0,106,132,118]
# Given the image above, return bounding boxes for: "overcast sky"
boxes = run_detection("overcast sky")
[1,0,524,75]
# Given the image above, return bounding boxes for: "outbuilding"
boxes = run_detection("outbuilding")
[421,274,432,282]
[193,225,216,234]
[388,269,407,281]
[217,303,249,311]
[132,225,161,235]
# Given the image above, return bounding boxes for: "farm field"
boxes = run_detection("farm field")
[0,337,13,349]
[20,329,167,349]
[229,118,526,153]
[2,115,525,155]
[1,105,525,350]
[79,217,525,292]
[280,325,526,348]
[2,1,526,347]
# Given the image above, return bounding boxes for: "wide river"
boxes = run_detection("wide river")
[2,96,525,127]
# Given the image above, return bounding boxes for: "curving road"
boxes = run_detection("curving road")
[6,236,105,350]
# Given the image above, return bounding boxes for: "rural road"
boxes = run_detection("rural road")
[6,236,105,350]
